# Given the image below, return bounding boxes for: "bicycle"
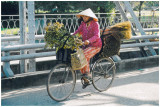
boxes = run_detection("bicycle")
[46,45,116,101]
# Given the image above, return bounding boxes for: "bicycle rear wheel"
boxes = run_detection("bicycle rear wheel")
[47,63,76,101]
[92,57,116,92]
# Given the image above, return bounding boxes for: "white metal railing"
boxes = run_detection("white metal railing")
[1,13,123,36]
[1,35,44,42]
[1,35,159,56]
[1,13,159,78]
[122,35,159,40]
[121,41,159,48]
[1,13,159,37]
[1,34,159,77]
[1,31,159,43]
[2,51,56,62]
[1,36,159,62]
[1,29,159,47]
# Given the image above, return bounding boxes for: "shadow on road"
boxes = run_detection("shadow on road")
[68,68,159,106]
[1,67,159,106]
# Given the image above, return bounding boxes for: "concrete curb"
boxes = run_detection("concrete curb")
[115,55,159,72]
[1,55,159,91]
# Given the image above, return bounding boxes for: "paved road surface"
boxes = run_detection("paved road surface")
[1,66,159,106]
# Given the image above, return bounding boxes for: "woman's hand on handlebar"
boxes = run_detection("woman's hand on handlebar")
[70,33,74,36]
[84,40,90,46]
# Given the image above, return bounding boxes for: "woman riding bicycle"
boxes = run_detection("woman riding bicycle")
[47,8,117,100]
[73,8,103,86]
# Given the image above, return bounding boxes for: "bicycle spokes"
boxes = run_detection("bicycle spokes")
[47,64,76,101]
[92,57,115,92]
[95,61,114,76]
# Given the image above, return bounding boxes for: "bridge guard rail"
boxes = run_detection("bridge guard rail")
[1,35,159,77]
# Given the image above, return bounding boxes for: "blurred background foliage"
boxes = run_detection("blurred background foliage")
[1,1,159,15]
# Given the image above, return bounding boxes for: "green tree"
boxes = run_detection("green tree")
[131,1,159,21]
[138,1,145,21]
[1,1,19,15]
[35,1,115,14]
[144,1,159,10]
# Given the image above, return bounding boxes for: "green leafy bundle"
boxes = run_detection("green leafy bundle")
[44,22,82,51]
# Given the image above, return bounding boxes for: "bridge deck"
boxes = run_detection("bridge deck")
[1,66,159,106]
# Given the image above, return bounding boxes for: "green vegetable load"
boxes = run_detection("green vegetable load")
[44,22,82,51]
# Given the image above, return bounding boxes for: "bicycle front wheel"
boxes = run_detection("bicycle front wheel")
[47,64,76,101]
[92,57,116,92]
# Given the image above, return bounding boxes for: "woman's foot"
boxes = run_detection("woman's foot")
[81,73,92,89]
[81,77,90,89]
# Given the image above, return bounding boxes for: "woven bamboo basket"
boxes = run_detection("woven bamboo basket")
[71,48,88,70]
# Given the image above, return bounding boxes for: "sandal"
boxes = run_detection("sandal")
[81,73,92,89]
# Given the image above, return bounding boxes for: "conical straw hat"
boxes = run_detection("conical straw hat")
[76,8,98,22]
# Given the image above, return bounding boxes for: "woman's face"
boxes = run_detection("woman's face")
[82,16,90,23]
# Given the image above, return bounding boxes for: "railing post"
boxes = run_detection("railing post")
[27,1,36,72]
[3,52,14,77]
[19,1,27,73]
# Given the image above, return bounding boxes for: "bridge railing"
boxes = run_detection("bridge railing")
[1,28,159,47]
[1,13,159,78]
[1,13,159,37]
[1,34,159,78]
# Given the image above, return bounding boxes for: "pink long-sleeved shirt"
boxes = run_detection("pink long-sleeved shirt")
[73,20,102,48]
